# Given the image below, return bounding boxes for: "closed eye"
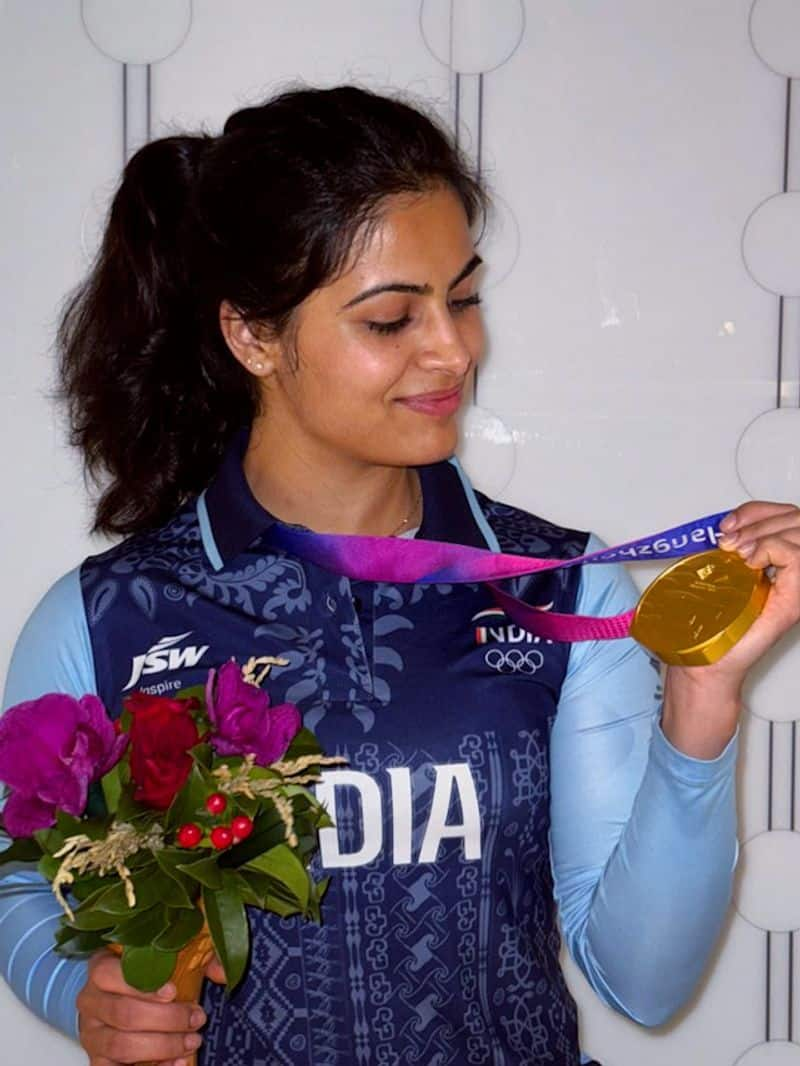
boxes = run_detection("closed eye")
[367,316,411,335]
[367,295,481,336]
[451,293,482,312]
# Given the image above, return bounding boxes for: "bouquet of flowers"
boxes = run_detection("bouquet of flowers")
[0,655,343,1058]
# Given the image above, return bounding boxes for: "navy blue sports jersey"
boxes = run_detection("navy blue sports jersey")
[1,434,739,1066]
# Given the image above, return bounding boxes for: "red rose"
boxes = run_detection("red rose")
[125,693,200,810]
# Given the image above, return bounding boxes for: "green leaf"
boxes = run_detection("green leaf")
[33,828,65,855]
[151,905,204,952]
[315,806,335,831]
[106,904,170,947]
[220,807,285,867]
[38,854,60,881]
[93,866,175,916]
[0,836,43,866]
[122,944,177,992]
[176,854,223,890]
[203,872,250,991]
[54,926,109,957]
[154,848,200,903]
[55,811,85,838]
[244,844,309,910]
[115,790,154,824]
[234,794,260,820]
[283,727,322,761]
[235,868,272,908]
[100,764,123,816]
[263,894,302,919]
[166,763,211,830]
[175,684,207,704]
[190,743,214,770]
[70,874,112,902]
[69,905,118,932]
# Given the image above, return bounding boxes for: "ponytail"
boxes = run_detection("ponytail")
[58,87,486,536]
[58,135,257,535]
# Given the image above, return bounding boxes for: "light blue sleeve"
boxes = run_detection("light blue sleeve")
[1,568,96,1040]
[550,535,738,1027]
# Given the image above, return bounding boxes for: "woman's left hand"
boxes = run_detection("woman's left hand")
[662,500,800,759]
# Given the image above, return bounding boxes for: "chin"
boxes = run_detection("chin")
[403,425,461,467]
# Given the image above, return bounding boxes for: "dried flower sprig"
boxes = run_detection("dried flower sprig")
[212,752,346,847]
[51,822,165,920]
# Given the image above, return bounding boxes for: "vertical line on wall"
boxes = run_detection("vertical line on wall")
[769,720,775,830]
[792,721,797,831]
[782,79,792,195]
[455,73,461,149]
[767,931,772,1040]
[474,73,485,407]
[789,931,794,1042]
[777,79,792,408]
[476,73,484,179]
[777,293,785,409]
[122,64,128,165]
[146,65,152,142]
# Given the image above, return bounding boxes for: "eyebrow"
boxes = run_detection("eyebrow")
[341,253,483,310]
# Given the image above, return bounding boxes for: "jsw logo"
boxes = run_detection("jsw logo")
[123,632,209,691]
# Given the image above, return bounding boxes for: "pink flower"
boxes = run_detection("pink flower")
[205,662,300,767]
[0,694,128,837]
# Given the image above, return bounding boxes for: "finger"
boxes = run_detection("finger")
[83,991,206,1034]
[88,952,177,1003]
[82,1025,203,1064]
[735,533,800,580]
[721,501,798,532]
[204,955,226,984]
[720,507,800,547]
[723,529,800,564]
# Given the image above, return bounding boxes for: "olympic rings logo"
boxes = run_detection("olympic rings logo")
[484,648,544,675]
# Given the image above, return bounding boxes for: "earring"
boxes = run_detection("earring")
[248,360,265,373]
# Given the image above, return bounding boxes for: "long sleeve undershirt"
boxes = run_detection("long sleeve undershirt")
[0,542,737,1043]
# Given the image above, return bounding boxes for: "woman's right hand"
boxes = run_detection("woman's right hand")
[77,951,210,1065]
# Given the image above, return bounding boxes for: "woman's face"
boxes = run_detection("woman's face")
[256,184,485,471]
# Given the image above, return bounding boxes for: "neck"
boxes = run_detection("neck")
[243,419,420,537]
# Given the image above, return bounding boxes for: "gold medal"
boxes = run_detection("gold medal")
[629,549,770,666]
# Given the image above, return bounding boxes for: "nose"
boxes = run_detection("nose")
[417,306,480,377]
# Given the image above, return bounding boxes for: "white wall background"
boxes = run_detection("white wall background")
[2,2,800,1063]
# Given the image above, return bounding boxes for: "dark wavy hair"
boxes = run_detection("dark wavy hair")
[57,85,487,536]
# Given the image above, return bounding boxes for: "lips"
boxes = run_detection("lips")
[396,386,463,417]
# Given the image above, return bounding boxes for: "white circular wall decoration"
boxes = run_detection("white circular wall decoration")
[457,404,516,497]
[736,408,800,502]
[735,1042,800,1066]
[82,0,192,64]
[735,830,800,931]
[742,193,800,296]
[479,193,521,291]
[750,0,800,77]
[420,0,525,74]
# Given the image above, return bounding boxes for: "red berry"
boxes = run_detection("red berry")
[177,823,202,848]
[210,825,233,850]
[205,793,228,816]
[231,815,254,842]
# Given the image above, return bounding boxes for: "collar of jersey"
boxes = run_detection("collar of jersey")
[198,427,498,572]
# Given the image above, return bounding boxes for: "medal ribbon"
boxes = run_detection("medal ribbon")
[265,511,730,643]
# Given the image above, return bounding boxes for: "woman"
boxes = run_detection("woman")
[1,85,799,1066]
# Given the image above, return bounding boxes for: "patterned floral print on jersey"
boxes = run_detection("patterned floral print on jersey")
[79,454,593,1065]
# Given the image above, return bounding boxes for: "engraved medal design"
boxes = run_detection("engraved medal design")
[629,550,771,666]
